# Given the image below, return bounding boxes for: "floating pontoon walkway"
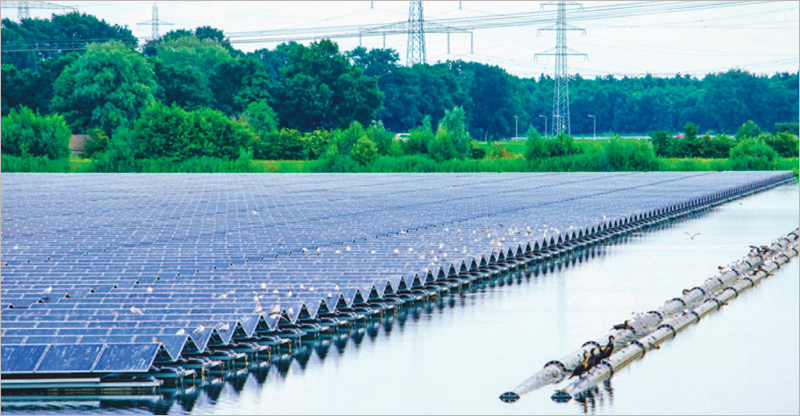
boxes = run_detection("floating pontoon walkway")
[0,172,793,387]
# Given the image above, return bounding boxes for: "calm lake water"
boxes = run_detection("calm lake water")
[3,182,798,415]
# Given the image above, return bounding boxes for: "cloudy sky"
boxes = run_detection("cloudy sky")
[16,1,800,79]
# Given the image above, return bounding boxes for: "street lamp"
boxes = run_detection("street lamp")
[588,114,596,139]
[539,115,547,138]
[514,115,518,140]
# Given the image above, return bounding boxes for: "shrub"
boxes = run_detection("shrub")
[735,120,763,140]
[366,121,394,156]
[438,106,471,158]
[134,103,256,161]
[1,153,70,172]
[547,132,580,157]
[596,138,659,172]
[729,137,778,170]
[92,128,137,172]
[704,133,736,159]
[523,128,550,163]
[82,127,109,158]
[351,136,379,165]
[764,132,799,158]
[427,128,458,162]
[302,129,332,160]
[648,130,672,157]
[1,106,71,159]
[468,139,486,159]
[402,126,433,156]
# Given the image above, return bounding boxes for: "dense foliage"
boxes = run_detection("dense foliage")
[1,106,71,159]
[1,12,798,175]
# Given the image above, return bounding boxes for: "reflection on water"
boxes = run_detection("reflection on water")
[2,183,798,415]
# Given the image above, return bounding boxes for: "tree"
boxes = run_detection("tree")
[351,136,379,165]
[210,56,272,115]
[764,132,799,157]
[1,12,137,71]
[278,39,383,131]
[154,35,232,77]
[1,106,71,159]
[150,58,214,110]
[242,99,279,137]
[438,107,471,159]
[51,40,156,134]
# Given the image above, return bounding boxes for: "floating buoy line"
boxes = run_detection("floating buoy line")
[500,228,799,404]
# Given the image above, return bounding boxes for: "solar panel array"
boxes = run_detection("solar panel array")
[1,171,792,376]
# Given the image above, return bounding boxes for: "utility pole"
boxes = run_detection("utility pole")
[137,3,173,41]
[535,1,587,137]
[588,114,596,139]
[407,1,426,65]
[514,115,518,140]
[539,115,547,139]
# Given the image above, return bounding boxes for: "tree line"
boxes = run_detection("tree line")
[2,12,798,172]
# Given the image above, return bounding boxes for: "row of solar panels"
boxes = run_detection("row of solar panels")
[2,171,793,375]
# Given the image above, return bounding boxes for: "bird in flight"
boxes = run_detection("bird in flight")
[685,232,701,240]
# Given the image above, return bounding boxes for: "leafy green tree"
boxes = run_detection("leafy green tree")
[684,122,699,140]
[278,40,383,131]
[438,107,471,158]
[1,64,25,115]
[150,58,214,110]
[210,56,272,115]
[1,106,71,159]
[242,99,279,137]
[301,129,333,160]
[729,137,779,170]
[51,40,156,134]
[735,120,763,140]
[352,136,379,165]
[155,35,232,76]
[773,122,799,136]
[1,12,137,71]
[523,128,549,163]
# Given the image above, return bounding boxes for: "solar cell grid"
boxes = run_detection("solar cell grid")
[1,172,792,375]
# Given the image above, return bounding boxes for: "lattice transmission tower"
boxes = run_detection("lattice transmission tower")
[535,1,587,136]
[0,1,77,21]
[406,1,426,66]
[137,3,173,41]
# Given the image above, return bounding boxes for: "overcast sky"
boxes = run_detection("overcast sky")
[16,1,800,79]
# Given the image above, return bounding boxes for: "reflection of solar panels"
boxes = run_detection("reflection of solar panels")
[1,172,793,378]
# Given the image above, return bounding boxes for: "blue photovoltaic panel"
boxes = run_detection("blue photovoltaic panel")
[92,344,160,372]
[1,345,48,373]
[0,172,793,375]
[35,344,104,373]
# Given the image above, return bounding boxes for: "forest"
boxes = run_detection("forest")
[1,12,798,174]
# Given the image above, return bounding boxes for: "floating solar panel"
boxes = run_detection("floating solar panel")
[1,171,793,377]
